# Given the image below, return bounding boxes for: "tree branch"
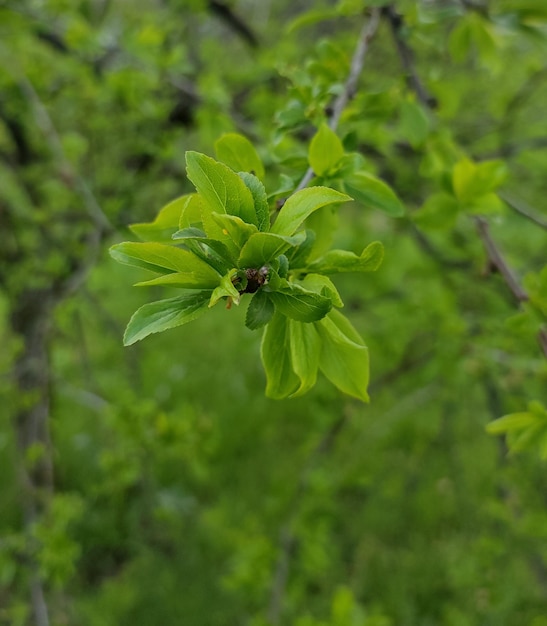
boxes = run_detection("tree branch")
[382,5,437,109]
[500,192,547,231]
[474,216,528,303]
[295,8,381,192]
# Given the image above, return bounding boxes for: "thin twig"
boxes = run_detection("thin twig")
[18,76,112,299]
[500,192,547,231]
[474,216,529,303]
[295,8,381,193]
[385,7,547,363]
[18,76,112,233]
[328,8,381,131]
[382,5,437,109]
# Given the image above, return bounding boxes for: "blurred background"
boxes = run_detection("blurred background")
[1,0,547,624]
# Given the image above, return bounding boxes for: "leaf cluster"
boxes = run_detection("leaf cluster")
[111,133,386,401]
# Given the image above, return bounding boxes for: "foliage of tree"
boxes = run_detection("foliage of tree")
[1,0,547,625]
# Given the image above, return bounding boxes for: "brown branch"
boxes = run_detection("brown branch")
[500,192,547,231]
[295,8,381,192]
[328,8,381,131]
[474,216,528,303]
[384,7,547,363]
[208,0,259,48]
[382,5,437,109]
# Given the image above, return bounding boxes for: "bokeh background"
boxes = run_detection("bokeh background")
[1,1,547,624]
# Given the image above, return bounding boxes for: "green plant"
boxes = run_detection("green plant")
[111,132,390,401]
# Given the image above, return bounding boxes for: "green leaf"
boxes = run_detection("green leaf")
[246,290,274,330]
[308,123,345,176]
[209,268,241,307]
[268,283,332,322]
[300,273,343,307]
[289,320,320,396]
[123,292,211,346]
[260,311,300,399]
[466,192,505,215]
[130,195,189,242]
[238,171,270,231]
[211,212,258,250]
[286,8,340,34]
[305,205,339,261]
[268,173,295,200]
[179,194,204,229]
[413,193,460,230]
[452,158,508,203]
[134,273,220,289]
[449,18,472,62]
[286,229,316,268]
[185,151,257,225]
[110,242,221,287]
[271,187,352,236]
[345,172,405,217]
[214,133,265,180]
[315,309,370,402]
[307,241,384,274]
[399,100,430,148]
[171,229,235,272]
[486,412,539,435]
[238,232,305,268]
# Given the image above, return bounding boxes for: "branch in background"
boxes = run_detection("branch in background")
[295,8,381,192]
[19,76,112,236]
[474,219,547,359]
[500,192,547,231]
[408,223,472,270]
[474,217,528,303]
[382,5,438,109]
[208,0,259,48]
[385,4,547,363]
[328,8,381,130]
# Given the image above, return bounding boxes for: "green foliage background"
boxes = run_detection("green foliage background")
[1,0,547,624]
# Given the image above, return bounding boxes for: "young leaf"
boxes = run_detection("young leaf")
[399,100,430,148]
[289,319,320,396]
[304,205,339,261]
[315,309,369,402]
[260,311,300,399]
[246,290,274,330]
[179,194,204,229]
[239,171,270,231]
[238,232,305,268]
[109,242,221,286]
[214,133,265,180]
[413,193,460,230]
[299,273,343,307]
[286,229,316,268]
[185,151,257,225]
[271,187,352,236]
[209,268,241,307]
[308,123,345,176]
[171,230,235,272]
[307,241,384,274]
[130,195,189,242]
[452,158,507,203]
[345,172,404,217]
[268,283,332,322]
[211,212,258,250]
[123,292,211,346]
[268,173,296,200]
[134,272,221,290]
